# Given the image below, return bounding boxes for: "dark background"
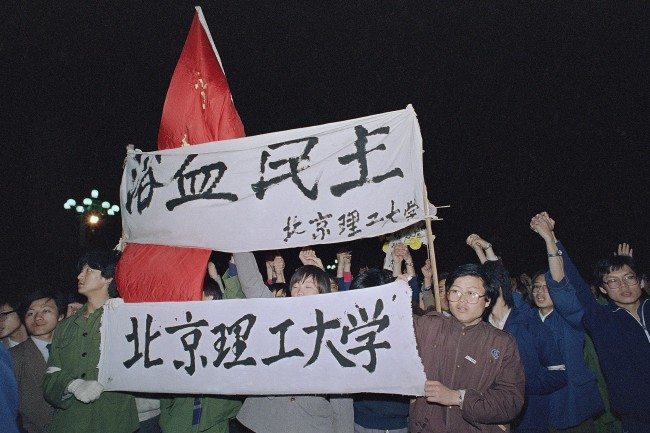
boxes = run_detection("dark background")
[1,1,647,299]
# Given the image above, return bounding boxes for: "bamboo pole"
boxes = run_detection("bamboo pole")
[422,184,441,312]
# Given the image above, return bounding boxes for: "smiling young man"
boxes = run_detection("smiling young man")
[10,289,65,433]
[411,263,525,433]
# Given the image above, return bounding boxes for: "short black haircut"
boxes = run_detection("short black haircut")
[269,282,290,297]
[19,289,66,320]
[289,265,332,294]
[482,261,514,308]
[446,263,499,306]
[595,255,641,287]
[78,250,119,298]
[350,268,394,291]
[203,276,223,300]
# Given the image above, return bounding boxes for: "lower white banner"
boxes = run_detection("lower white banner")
[98,280,426,396]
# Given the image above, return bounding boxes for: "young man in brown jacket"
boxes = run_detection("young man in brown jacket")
[411,263,525,433]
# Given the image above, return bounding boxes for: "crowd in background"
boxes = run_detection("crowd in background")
[1,211,648,433]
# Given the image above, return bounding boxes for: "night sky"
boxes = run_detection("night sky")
[1,2,647,299]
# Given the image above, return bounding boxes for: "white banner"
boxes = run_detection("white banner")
[121,106,425,252]
[99,281,426,396]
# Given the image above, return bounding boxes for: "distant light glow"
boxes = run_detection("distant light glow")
[107,209,115,216]
[111,205,120,212]
[64,203,71,210]
[91,189,99,198]
[76,206,84,213]
[102,201,110,209]
[83,198,92,205]
[88,214,100,225]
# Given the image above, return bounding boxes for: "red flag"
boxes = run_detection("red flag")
[116,7,245,302]
[157,7,244,149]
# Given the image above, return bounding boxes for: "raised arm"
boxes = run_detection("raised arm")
[336,251,352,291]
[233,252,273,299]
[530,213,590,327]
[272,255,286,284]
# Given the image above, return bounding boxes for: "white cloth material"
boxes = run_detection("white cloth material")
[489,308,512,330]
[539,309,554,322]
[135,397,161,422]
[120,105,426,252]
[31,336,50,362]
[67,379,104,403]
[98,281,426,396]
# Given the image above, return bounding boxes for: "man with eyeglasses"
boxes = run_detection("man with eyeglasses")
[410,263,525,433]
[1,300,28,348]
[531,213,649,433]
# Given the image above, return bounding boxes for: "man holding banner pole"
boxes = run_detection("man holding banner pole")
[411,263,525,433]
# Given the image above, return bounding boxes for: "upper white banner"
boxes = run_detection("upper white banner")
[98,281,426,396]
[121,105,425,252]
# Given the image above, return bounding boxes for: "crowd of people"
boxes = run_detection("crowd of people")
[1,212,648,433]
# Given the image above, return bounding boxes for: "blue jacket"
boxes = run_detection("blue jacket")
[529,278,603,429]
[516,248,604,431]
[549,241,650,426]
[501,303,567,433]
[0,343,19,433]
[353,394,409,430]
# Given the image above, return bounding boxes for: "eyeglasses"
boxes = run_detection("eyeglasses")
[0,310,16,321]
[531,284,548,294]
[603,274,639,290]
[447,289,487,304]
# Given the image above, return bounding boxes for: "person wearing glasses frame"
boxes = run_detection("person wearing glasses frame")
[410,263,525,433]
[1,300,28,349]
[532,213,649,433]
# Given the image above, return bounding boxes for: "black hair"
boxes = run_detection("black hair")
[289,265,332,294]
[78,250,119,298]
[203,276,223,300]
[350,268,394,291]
[269,282,290,297]
[445,263,499,306]
[19,289,66,320]
[437,272,449,283]
[482,261,514,308]
[594,255,640,287]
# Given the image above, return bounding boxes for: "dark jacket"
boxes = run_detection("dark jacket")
[411,313,525,433]
[353,393,409,430]
[10,338,54,433]
[550,241,650,427]
[501,305,567,432]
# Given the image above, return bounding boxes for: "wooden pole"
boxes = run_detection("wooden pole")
[422,183,441,312]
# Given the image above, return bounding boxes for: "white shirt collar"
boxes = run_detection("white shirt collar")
[538,308,554,322]
[489,307,512,330]
[31,336,51,362]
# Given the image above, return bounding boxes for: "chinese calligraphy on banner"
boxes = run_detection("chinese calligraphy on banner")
[121,105,425,252]
[98,281,426,396]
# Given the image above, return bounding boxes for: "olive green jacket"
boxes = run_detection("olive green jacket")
[159,395,242,433]
[42,304,139,433]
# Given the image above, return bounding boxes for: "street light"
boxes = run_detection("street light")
[64,189,121,249]
[64,189,120,222]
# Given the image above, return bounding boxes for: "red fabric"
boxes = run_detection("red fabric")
[156,10,245,150]
[116,9,245,302]
[116,243,210,302]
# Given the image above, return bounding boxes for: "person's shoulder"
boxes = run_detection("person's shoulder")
[8,338,34,357]
[478,321,518,343]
